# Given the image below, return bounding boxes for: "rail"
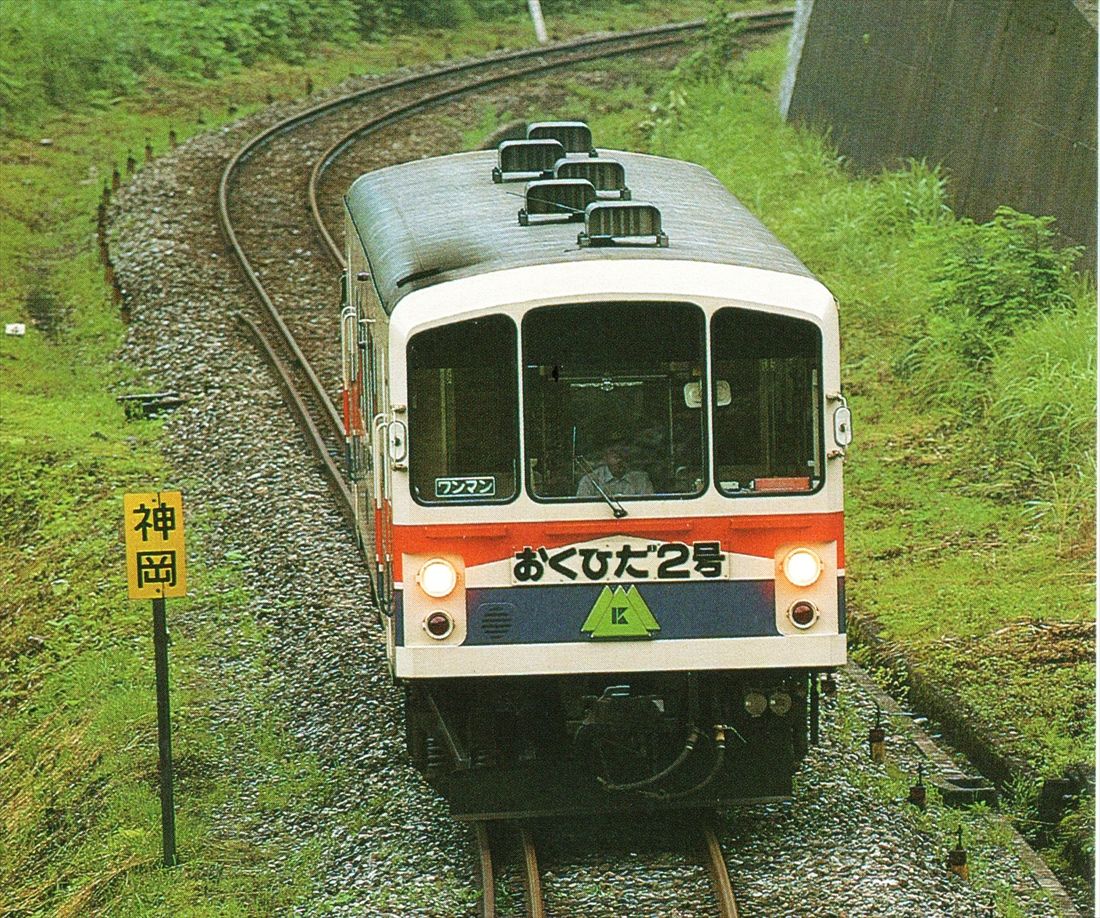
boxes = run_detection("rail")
[473,820,741,917]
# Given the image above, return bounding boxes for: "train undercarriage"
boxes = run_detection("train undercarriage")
[404,669,827,820]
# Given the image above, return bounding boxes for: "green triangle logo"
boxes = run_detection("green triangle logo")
[581,586,660,640]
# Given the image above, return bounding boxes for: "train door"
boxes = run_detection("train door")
[370,326,399,667]
[340,294,370,551]
[343,256,397,669]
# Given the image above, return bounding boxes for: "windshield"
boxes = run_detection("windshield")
[711,307,823,495]
[407,314,519,503]
[522,302,707,502]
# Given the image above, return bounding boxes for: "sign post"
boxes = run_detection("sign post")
[124,490,187,868]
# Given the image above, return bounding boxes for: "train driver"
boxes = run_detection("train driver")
[576,442,654,498]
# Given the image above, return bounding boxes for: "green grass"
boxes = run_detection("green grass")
[0,459,331,913]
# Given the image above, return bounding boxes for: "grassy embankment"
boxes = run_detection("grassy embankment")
[0,2,717,914]
[562,34,1094,883]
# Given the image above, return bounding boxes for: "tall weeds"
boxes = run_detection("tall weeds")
[906,209,1081,376]
[898,209,1094,550]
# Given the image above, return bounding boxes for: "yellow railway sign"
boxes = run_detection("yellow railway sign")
[124,491,187,599]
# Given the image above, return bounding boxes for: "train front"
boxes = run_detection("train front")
[387,262,850,818]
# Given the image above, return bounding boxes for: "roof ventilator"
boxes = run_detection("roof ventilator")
[526,121,597,156]
[553,158,631,199]
[518,179,596,225]
[578,202,668,247]
[492,139,565,183]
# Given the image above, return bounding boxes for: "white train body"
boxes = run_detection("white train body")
[340,138,849,816]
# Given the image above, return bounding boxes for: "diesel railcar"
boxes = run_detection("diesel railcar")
[339,123,852,819]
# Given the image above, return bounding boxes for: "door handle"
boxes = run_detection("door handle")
[387,419,408,468]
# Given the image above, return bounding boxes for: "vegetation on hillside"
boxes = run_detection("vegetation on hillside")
[1,0,360,124]
[0,0,680,129]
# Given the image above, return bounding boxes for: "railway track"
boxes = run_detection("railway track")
[216,7,794,527]
[473,818,741,918]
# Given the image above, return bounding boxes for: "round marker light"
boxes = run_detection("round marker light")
[424,611,453,639]
[783,548,823,587]
[788,600,819,630]
[769,690,793,717]
[743,690,768,718]
[418,558,457,598]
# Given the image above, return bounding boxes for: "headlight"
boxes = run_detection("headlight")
[418,558,457,598]
[783,548,822,587]
[769,690,793,716]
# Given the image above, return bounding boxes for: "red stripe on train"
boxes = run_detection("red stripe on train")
[390,512,844,578]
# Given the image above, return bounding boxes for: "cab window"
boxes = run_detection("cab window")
[407,315,518,503]
[711,308,823,496]
[522,301,707,502]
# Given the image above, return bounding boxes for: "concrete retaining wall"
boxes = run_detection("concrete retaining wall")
[782,0,1097,264]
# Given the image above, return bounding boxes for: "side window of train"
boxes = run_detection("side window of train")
[711,308,824,496]
[406,314,519,504]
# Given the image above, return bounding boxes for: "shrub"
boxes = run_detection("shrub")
[672,1,744,85]
[392,0,473,29]
[928,208,1080,365]
[987,302,1096,477]
[902,208,1082,410]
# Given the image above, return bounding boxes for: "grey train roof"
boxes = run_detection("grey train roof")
[344,149,815,314]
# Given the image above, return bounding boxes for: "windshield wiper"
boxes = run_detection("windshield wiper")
[576,455,628,519]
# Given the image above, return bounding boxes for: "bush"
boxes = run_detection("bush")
[927,208,1080,366]
[0,0,140,118]
[897,208,1094,546]
[902,208,1083,411]
[673,1,744,85]
[391,0,473,29]
[987,302,1096,477]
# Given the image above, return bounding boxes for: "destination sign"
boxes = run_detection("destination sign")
[511,538,729,585]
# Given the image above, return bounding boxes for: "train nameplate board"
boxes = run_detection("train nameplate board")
[124,491,187,599]
[512,538,729,585]
[435,475,496,498]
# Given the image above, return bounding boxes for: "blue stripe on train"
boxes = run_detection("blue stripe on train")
[464,581,778,645]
